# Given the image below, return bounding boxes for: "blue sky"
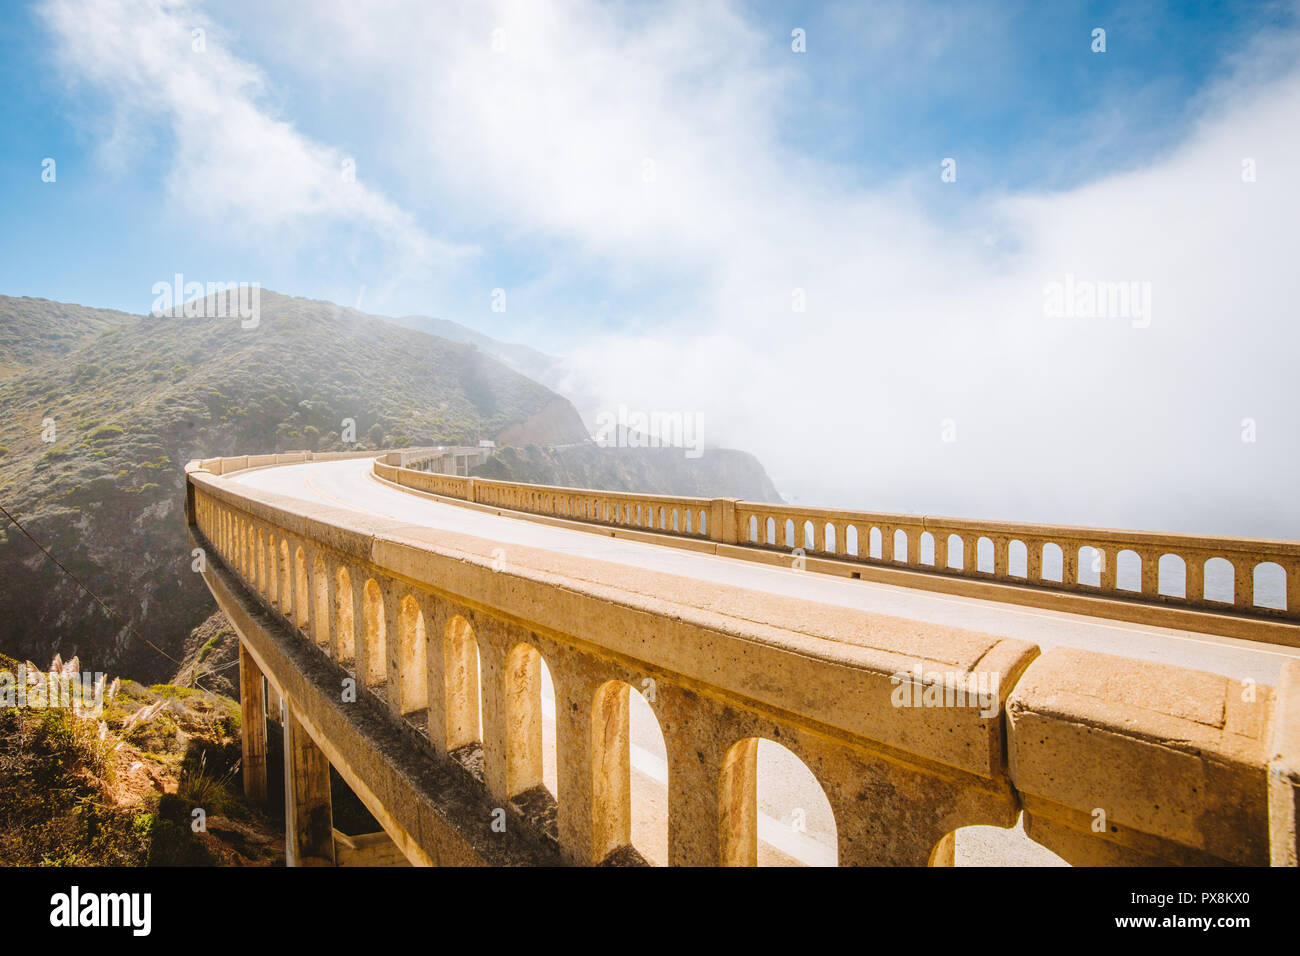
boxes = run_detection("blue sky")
[1,1,1292,327]
[2,1,1299,533]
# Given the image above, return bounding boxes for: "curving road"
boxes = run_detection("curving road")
[232,458,1299,866]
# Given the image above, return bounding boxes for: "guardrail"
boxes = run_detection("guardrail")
[372,458,1300,624]
[187,452,1300,866]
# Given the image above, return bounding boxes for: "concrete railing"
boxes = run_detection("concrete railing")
[186,452,1300,866]
[373,459,1300,628]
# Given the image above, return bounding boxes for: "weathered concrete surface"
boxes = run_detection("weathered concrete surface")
[187,453,1300,867]
[1008,647,1274,865]
[196,520,561,867]
[1270,660,1300,865]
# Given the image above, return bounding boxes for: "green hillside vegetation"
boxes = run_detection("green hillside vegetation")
[0,651,281,866]
[0,297,132,379]
[0,291,587,680]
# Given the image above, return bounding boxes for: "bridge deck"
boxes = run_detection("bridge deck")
[233,458,1300,686]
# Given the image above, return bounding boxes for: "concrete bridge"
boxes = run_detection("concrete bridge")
[185,449,1300,866]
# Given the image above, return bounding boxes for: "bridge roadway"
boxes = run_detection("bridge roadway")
[233,458,1300,866]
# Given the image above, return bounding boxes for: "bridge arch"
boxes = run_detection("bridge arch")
[268,532,281,606]
[1041,542,1063,582]
[312,554,330,647]
[718,736,837,867]
[892,529,907,562]
[589,678,668,865]
[920,531,935,566]
[362,579,387,687]
[946,533,964,570]
[333,565,355,662]
[1203,556,1234,603]
[1116,549,1141,591]
[1008,539,1028,578]
[294,545,309,629]
[1158,553,1186,597]
[398,595,428,717]
[503,641,555,804]
[1254,561,1286,609]
[278,539,293,618]
[441,614,482,753]
[1077,545,1101,587]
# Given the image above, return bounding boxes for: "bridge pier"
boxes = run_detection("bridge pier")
[238,643,268,803]
[282,699,336,866]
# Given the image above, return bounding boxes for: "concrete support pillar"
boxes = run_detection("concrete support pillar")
[310,557,331,650]
[553,667,603,865]
[353,577,377,687]
[1062,546,1078,587]
[238,643,268,803]
[1286,561,1300,619]
[1270,660,1300,866]
[477,628,510,808]
[282,699,335,867]
[1099,547,1117,592]
[992,536,1007,577]
[709,498,739,544]
[589,680,631,862]
[264,677,283,726]
[1234,560,1254,610]
[1185,554,1205,602]
[423,599,452,756]
[1140,549,1161,597]
[1026,538,1042,581]
[505,641,545,798]
[664,734,728,865]
[382,587,404,719]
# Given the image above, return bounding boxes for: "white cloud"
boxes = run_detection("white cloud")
[39,0,1300,535]
[39,0,472,276]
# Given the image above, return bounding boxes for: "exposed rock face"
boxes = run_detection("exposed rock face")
[474,442,783,502]
[494,396,589,447]
[171,612,241,699]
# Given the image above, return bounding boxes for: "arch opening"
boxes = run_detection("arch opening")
[589,679,669,865]
[1254,561,1286,610]
[1157,553,1186,598]
[719,737,837,867]
[362,579,387,687]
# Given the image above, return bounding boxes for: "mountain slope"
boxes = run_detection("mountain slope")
[474,442,783,502]
[0,291,587,681]
[0,297,132,379]
[393,313,565,391]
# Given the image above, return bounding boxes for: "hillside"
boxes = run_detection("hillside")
[474,442,783,502]
[0,298,132,379]
[0,651,281,866]
[0,291,588,681]
[393,313,565,392]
